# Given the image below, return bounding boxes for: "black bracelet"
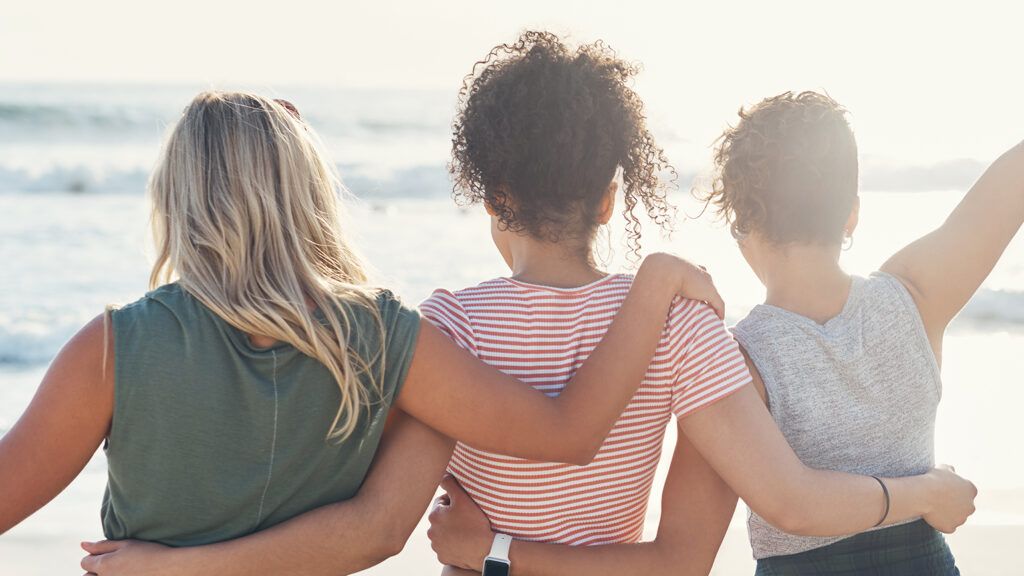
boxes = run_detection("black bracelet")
[871,476,891,528]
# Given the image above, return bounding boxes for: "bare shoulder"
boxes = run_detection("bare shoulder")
[48,311,116,396]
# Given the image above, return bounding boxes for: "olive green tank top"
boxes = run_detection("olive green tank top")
[101,283,421,546]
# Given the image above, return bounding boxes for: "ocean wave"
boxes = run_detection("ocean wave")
[0,315,85,366]
[0,156,995,196]
[958,288,1024,327]
[0,163,454,197]
[0,102,166,133]
[1,288,1021,367]
[0,100,448,139]
[0,165,151,194]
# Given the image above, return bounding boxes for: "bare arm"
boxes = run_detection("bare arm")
[0,313,113,534]
[429,427,736,576]
[397,253,722,465]
[679,382,975,536]
[82,411,454,576]
[882,141,1024,352]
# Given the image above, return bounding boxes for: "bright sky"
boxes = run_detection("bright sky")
[3,0,1022,163]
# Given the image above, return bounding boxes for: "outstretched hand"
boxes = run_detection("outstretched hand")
[427,474,495,571]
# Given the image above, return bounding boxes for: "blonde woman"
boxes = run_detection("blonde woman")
[0,92,719,570]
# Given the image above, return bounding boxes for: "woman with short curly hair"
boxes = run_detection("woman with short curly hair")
[700,90,1024,574]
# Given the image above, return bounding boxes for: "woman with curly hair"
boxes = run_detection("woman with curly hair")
[699,91,1023,574]
[75,38,976,576]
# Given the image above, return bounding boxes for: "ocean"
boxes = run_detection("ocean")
[1,83,1022,574]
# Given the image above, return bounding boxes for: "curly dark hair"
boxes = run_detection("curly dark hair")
[700,91,859,245]
[450,31,674,261]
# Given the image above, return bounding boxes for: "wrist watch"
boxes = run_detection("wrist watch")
[482,533,512,576]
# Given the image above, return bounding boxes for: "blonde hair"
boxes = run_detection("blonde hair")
[148,91,384,441]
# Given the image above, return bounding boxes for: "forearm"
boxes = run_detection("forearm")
[170,499,398,575]
[554,256,681,456]
[508,539,706,576]
[680,386,939,538]
[773,467,933,537]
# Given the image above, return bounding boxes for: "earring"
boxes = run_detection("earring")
[842,231,854,251]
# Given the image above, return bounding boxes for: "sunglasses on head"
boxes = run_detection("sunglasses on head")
[274,99,302,121]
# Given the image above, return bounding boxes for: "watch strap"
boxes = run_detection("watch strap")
[487,533,513,561]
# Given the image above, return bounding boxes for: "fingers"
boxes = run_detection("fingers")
[439,474,460,494]
[439,474,469,503]
[80,553,104,573]
[706,288,726,320]
[81,540,123,554]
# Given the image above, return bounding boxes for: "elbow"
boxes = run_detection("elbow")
[383,523,413,559]
[556,417,605,465]
[763,509,812,536]
[754,490,814,536]
[561,437,602,466]
[366,522,412,566]
[758,498,820,536]
[376,538,405,563]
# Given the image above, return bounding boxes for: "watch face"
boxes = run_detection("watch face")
[483,558,511,576]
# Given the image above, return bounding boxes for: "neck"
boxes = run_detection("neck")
[507,236,605,288]
[760,244,851,324]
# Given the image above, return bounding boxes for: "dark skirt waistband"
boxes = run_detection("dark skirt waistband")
[755,520,959,576]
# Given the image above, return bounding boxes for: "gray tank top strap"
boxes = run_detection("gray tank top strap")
[733,272,941,559]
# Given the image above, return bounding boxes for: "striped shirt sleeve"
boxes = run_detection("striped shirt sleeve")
[419,289,479,357]
[668,300,752,418]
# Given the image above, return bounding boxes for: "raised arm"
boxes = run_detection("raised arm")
[0,313,113,535]
[680,375,976,537]
[881,140,1024,347]
[82,410,454,576]
[429,428,737,576]
[396,253,722,465]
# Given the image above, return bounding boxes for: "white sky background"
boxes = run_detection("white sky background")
[2,0,1022,164]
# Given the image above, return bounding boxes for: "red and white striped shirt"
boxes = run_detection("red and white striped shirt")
[420,274,750,546]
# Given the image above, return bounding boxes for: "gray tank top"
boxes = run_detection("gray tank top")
[732,272,941,560]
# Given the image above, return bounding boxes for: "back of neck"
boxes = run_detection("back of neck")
[508,237,605,289]
[761,245,852,324]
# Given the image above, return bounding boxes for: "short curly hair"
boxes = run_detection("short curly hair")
[701,91,859,245]
[450,31,674,260]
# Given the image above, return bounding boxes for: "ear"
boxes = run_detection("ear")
[597,181,618,225]
[844,195,860,237]
[485,187,513,217]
